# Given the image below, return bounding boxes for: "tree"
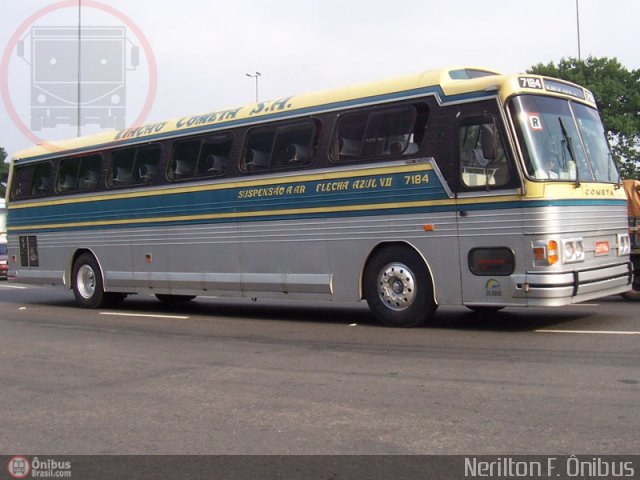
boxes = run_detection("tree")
[528,57,640,179]
[0,147,8,198]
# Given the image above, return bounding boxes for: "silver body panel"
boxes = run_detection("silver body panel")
[8,202,630,307]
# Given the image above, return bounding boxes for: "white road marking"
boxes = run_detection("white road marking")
[99,312,190,320]
[0,284,28,289]
[536,329,640,335]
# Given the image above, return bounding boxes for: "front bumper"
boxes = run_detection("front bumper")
[511,262,632,305]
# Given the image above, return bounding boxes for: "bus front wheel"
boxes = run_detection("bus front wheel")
[363,246,436,327]
[72,253,124,308]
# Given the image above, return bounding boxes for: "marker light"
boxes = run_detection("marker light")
[547,240,559,265]
[532,240,559,266]
[618,234,631,256]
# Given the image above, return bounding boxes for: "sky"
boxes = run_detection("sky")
[1,0,639,157]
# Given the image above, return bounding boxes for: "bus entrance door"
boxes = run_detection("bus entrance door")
[454,104,523,308]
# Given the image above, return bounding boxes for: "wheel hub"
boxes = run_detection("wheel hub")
[377,262,416,311]
[392,280,403,294]
[77,264,96,299]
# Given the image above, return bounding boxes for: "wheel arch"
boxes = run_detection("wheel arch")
[69,248,105,290]
[359,241,437,304]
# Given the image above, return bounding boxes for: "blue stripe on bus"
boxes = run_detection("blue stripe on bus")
[7,195,627,234]
[7,169,450,230]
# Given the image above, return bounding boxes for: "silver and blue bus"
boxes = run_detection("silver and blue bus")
[6,67,632,326]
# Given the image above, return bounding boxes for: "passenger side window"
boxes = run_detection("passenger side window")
[242,121,316,172]
[31,163,53,197]
[11,162,53,200]
[109,145,161,187]
[57,159,80,192]
[272,124,314,167]
[332,105,426,162]
[57,155,101,193]
[458,118,511,188]
[136,146,162,184]
[77,156,101,191]
[11,166,36,200]
[168,134,232,181]
[244,130,273,172]
[110,148,136,186]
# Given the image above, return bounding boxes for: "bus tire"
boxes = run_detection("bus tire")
[155,294,197,304]
[621,257,640,301]
[621,289,640,301]
[72,253,115,309]
[363,245,436,327]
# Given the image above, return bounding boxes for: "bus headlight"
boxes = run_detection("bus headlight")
[618,233,631,256]
[562,238,585,264]
[533,239,559,266]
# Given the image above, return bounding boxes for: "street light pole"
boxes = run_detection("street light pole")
[245,72,261,102]
[77,0,82,136]
[576,0,582,61]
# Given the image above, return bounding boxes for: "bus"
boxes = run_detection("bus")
[5,67,633,327]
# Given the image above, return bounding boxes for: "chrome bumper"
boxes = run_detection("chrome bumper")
[511,262,632,304]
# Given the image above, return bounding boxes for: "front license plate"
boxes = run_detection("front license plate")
[595,241,610,256]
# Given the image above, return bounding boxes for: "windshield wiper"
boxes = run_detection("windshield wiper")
[607,150,620,187]
[603,132,622,187]
[558,117,580,187]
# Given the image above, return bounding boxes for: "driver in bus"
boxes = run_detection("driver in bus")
[535,139,561,180]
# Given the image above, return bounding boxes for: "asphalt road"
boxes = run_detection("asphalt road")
[1,282,639,455]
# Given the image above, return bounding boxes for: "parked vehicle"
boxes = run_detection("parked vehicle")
[0,242,8,280]
[622,179,640,301]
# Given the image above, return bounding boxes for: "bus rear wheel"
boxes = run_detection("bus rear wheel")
[72,253,124,308]
[363,246,436,327]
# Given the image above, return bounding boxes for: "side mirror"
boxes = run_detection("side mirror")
[17,40,25,59]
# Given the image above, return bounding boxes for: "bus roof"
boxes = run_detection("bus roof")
[12,66,596,162]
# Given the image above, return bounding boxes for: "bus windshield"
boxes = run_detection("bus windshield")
[510,95,619,183]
